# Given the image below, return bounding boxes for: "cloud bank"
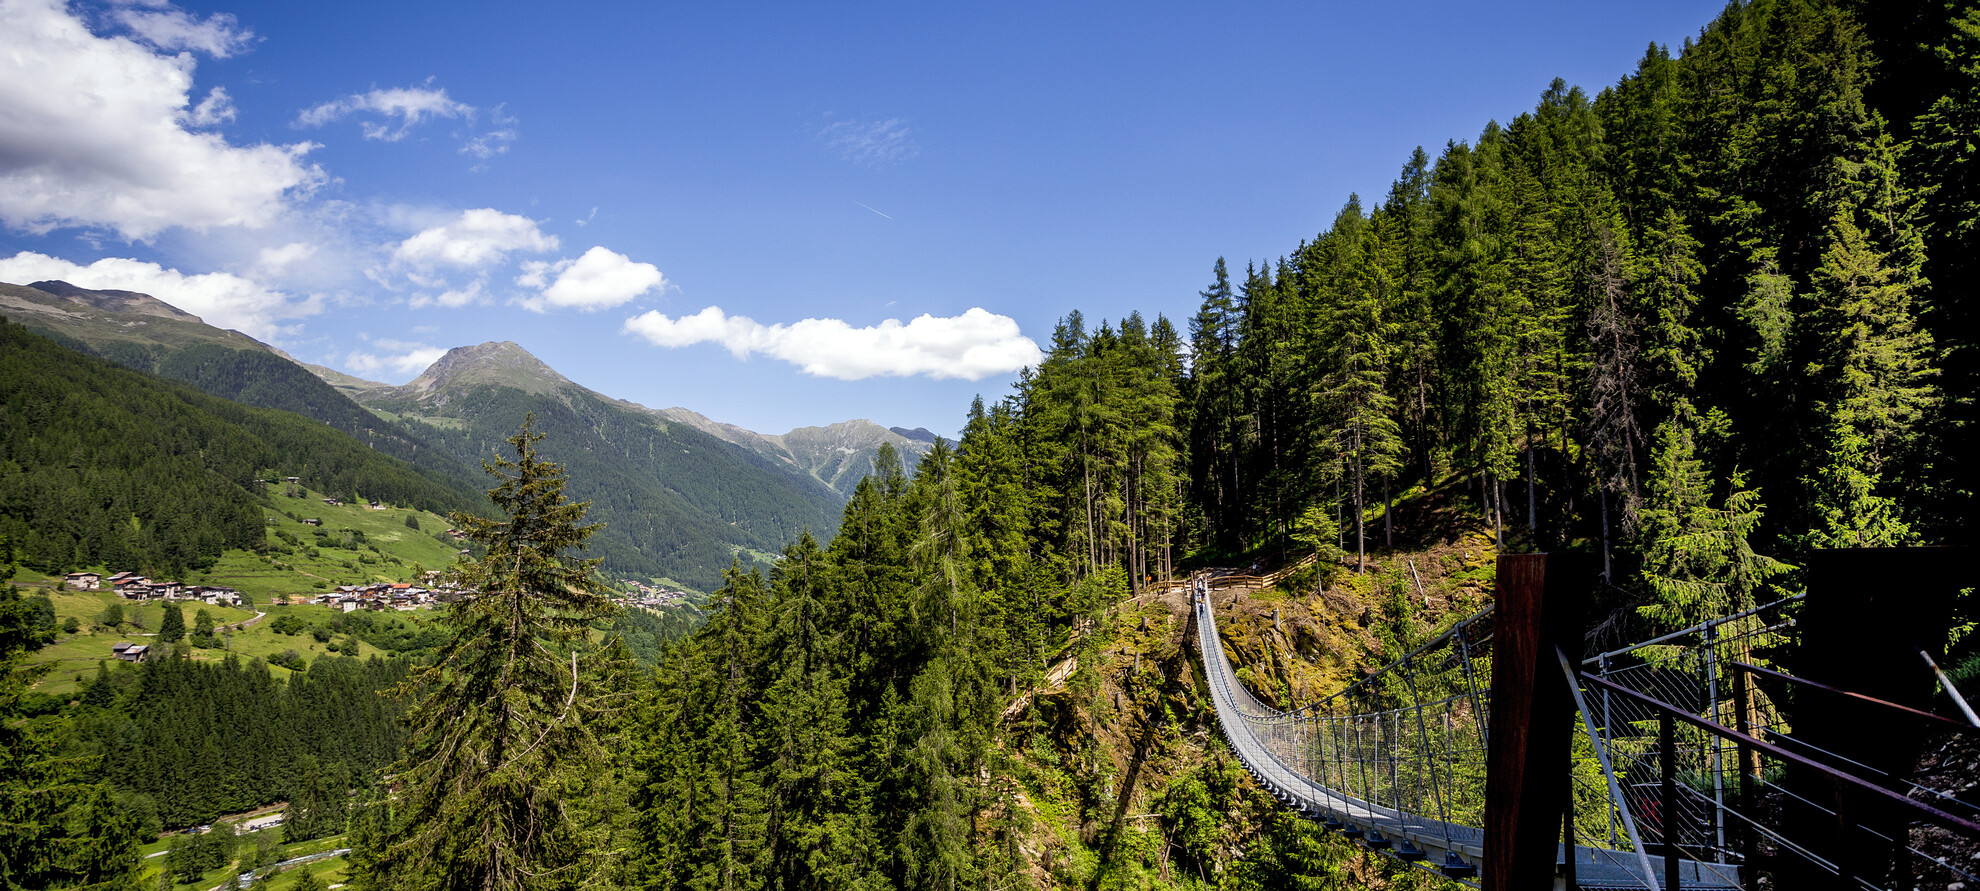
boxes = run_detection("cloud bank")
[0,0,324,240]
[622,306,1041,380]
[0,250,317,339]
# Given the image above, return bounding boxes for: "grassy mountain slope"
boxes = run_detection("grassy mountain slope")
[0,281,486,505]
[0,319,480,577]
[357,342,845,590]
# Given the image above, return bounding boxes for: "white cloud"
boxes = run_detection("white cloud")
[391,208,557,268]
[0,0,325,240]
[518,246,663,312]
[461,104,516,159]
[344,339,446,377]
[108,3,255,57]
[255,241,316,274]
[0,250,317,339]
[820,117,917,165]
[408,279,486,309]
[185,86,236,127]
[622,306,1042,380]
[297,83,473,142]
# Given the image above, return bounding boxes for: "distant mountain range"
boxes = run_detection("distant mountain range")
[1,279,934,590]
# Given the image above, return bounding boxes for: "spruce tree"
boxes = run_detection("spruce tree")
[159,603,186,644]
[1638,408,1790,628]
[363,415,619,891]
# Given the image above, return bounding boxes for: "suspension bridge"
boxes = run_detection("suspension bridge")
[1189,549,1979,890]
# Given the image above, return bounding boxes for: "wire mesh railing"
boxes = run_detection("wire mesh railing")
[1196,571,1978,890]
[1193,574,1495,879]
[1573,594,1980,889]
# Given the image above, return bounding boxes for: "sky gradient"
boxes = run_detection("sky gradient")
[0,0,1730,437]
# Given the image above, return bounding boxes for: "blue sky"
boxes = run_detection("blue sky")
[0,0,1728,436]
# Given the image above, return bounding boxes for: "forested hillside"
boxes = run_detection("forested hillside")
[359,343,846,591]
[0,321,479,577]
[603,1,1979,889]
[1,281,487,507]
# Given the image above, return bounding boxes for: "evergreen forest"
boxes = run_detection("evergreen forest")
[3,2,1977,891]
[0,321,483,578]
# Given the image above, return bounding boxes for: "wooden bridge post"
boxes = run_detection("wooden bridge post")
[1483,553,1592,890]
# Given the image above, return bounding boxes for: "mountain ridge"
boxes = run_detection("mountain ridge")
[385,340,935,499]
[3,280,940,588]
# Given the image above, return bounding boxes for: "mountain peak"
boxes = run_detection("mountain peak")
[405,341,573,397]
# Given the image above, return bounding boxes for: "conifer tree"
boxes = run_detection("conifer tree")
[1310,197,1403,571]
[364,415,619,891]
[1638,409,1790,629]
[159,603,186,644]
[1798,185,1936,546]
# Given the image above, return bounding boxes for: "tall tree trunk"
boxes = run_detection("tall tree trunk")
[1492,473,1503,549]
[1599,487,1612,583]
[1353,429,1366,573]
[1526,445,1537,533]
[1383,473,1393,549]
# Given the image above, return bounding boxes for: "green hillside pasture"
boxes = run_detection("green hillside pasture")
[191,487,464,601]
[28,590,257,695]
[26,589,403,696]
[137,830,350,891]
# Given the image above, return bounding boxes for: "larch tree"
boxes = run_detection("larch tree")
[364,415,622,891]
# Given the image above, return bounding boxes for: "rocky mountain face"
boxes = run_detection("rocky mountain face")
[398,340,576,399]
[658,408,935,498]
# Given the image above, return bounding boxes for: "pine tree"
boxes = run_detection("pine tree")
[1798,186,1936,545]
[159,603,186,644]
[1638,408,1790,629]
[1310,197,1403,571]
[364,415,619,891]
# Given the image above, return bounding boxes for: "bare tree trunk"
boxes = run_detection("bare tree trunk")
[1599,487,1613,583]
[1354,431,1366,573]
[1526,445,1537,532]
[1383,473,1393,549]
[1492,472,1504,550]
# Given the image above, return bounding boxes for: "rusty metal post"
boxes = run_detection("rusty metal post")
[1482,553,1591,889]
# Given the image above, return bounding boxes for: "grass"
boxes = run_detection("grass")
[28,591,260,695]
[138,830,352,891]
[25,587,402,696]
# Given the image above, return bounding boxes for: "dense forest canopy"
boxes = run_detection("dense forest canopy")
[6,2,1978,891]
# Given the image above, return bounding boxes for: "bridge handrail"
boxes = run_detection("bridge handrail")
[1577,672,1980,842]
[1583,593,1805,666]
[1201,590,1493,721]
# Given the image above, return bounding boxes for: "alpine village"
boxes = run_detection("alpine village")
[4,2,1980,891]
